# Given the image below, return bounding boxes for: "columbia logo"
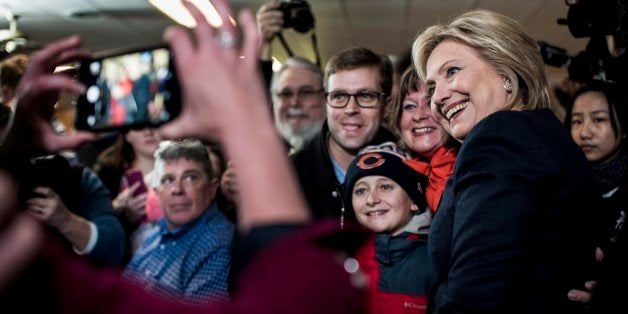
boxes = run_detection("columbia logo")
[403,302,426,310]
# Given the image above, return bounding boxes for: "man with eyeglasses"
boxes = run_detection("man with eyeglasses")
[271,57,326,153]
[123,140,234,306]
[291,47,397,227]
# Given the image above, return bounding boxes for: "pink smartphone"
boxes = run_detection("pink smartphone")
[123,170,148,197]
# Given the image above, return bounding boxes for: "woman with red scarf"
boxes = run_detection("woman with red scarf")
[390,67,458,212]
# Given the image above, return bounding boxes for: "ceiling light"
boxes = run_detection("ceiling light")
[148,0,230,28]
[4,40,15,53]
[272,57,283,72]
[0,4,13,22]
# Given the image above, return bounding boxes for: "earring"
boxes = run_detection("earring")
[503,79,513,93]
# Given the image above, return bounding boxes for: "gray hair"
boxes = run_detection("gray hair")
[151,139,214,188]
[270,57,323,97]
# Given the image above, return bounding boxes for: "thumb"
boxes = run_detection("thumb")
[158,119,190,141]
[128,182,141,192]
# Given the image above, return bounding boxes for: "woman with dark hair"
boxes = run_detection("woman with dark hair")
[566,80,627,313]
[93,127,161,261]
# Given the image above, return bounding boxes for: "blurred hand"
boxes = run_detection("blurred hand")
[0,170,42,292]
[113,182,147,223]
[4,36,94,154]
[159,0,263,141]
[220,161,240,204]
[0,36,98,292]
[566,247,604,304]
[26,187,72,229]
[257,0,283,45]
[567,281,597,303]
[161,0,310,233]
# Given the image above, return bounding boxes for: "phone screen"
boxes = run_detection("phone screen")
[75,46,181,132]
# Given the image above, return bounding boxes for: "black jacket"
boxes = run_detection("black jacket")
[291,120,396,226]
[590,146,628,314]
[430,109,600,314]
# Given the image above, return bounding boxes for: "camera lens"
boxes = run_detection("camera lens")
[281,1,314,33]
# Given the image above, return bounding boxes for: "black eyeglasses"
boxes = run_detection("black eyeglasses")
[325,91,386,108]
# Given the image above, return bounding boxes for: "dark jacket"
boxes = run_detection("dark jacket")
[358,232,437,314]
[430,109,600,314]
[590,146,628,314]
[291,121,397,225]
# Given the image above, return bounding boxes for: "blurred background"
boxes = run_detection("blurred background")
[0,0,624,127]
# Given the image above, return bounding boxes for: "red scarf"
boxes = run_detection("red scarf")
[405,146,457,212]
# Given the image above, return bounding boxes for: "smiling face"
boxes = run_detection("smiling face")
[157,158,217,230]
[326,67,385,154]
[351,175,418,235]
[571,91,623,162]
[425,40,510,141]
[273,66,326,141]
[399,82,449,159]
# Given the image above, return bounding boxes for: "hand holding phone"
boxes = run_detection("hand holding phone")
[122,170,148,197]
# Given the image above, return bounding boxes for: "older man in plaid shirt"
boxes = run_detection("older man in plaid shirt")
[123,140,234,305]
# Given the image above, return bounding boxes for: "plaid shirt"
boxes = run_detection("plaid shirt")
[123,203,234,305]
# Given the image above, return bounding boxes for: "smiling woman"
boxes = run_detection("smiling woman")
[412,9,601,314]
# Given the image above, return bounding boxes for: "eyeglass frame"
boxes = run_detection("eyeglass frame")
[324,90,387,108]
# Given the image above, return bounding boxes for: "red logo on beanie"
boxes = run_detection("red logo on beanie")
[357,153,385,169]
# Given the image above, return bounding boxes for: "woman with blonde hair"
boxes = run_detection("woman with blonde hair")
[413,9,599,313]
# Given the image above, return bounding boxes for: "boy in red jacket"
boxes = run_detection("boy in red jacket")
[344,142,437,314]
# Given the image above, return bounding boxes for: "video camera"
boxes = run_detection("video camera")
[540,0,627,84]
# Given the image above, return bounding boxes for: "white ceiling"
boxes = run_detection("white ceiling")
[0,0,589,77]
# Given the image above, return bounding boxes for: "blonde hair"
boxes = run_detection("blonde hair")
[412,9,549,110]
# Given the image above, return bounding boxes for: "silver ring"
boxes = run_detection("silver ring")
[215,30,236,49]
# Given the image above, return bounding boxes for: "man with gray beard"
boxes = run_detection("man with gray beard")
[270,57,326,154]
[219,58,325,203]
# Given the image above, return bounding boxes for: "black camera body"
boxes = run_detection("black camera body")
[543,0,628,85]
[279,0,315,33]
[565,0,626,38]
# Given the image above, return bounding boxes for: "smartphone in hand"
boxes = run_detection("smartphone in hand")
[74,46,181,132]
[122,169,148,197]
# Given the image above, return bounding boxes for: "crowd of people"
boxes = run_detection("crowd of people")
[0,0,625,313]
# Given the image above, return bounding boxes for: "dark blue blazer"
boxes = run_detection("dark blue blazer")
[430,109,600,314]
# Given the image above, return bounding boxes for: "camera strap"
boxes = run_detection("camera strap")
[277,33,294,57]
[277,31,322,68]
